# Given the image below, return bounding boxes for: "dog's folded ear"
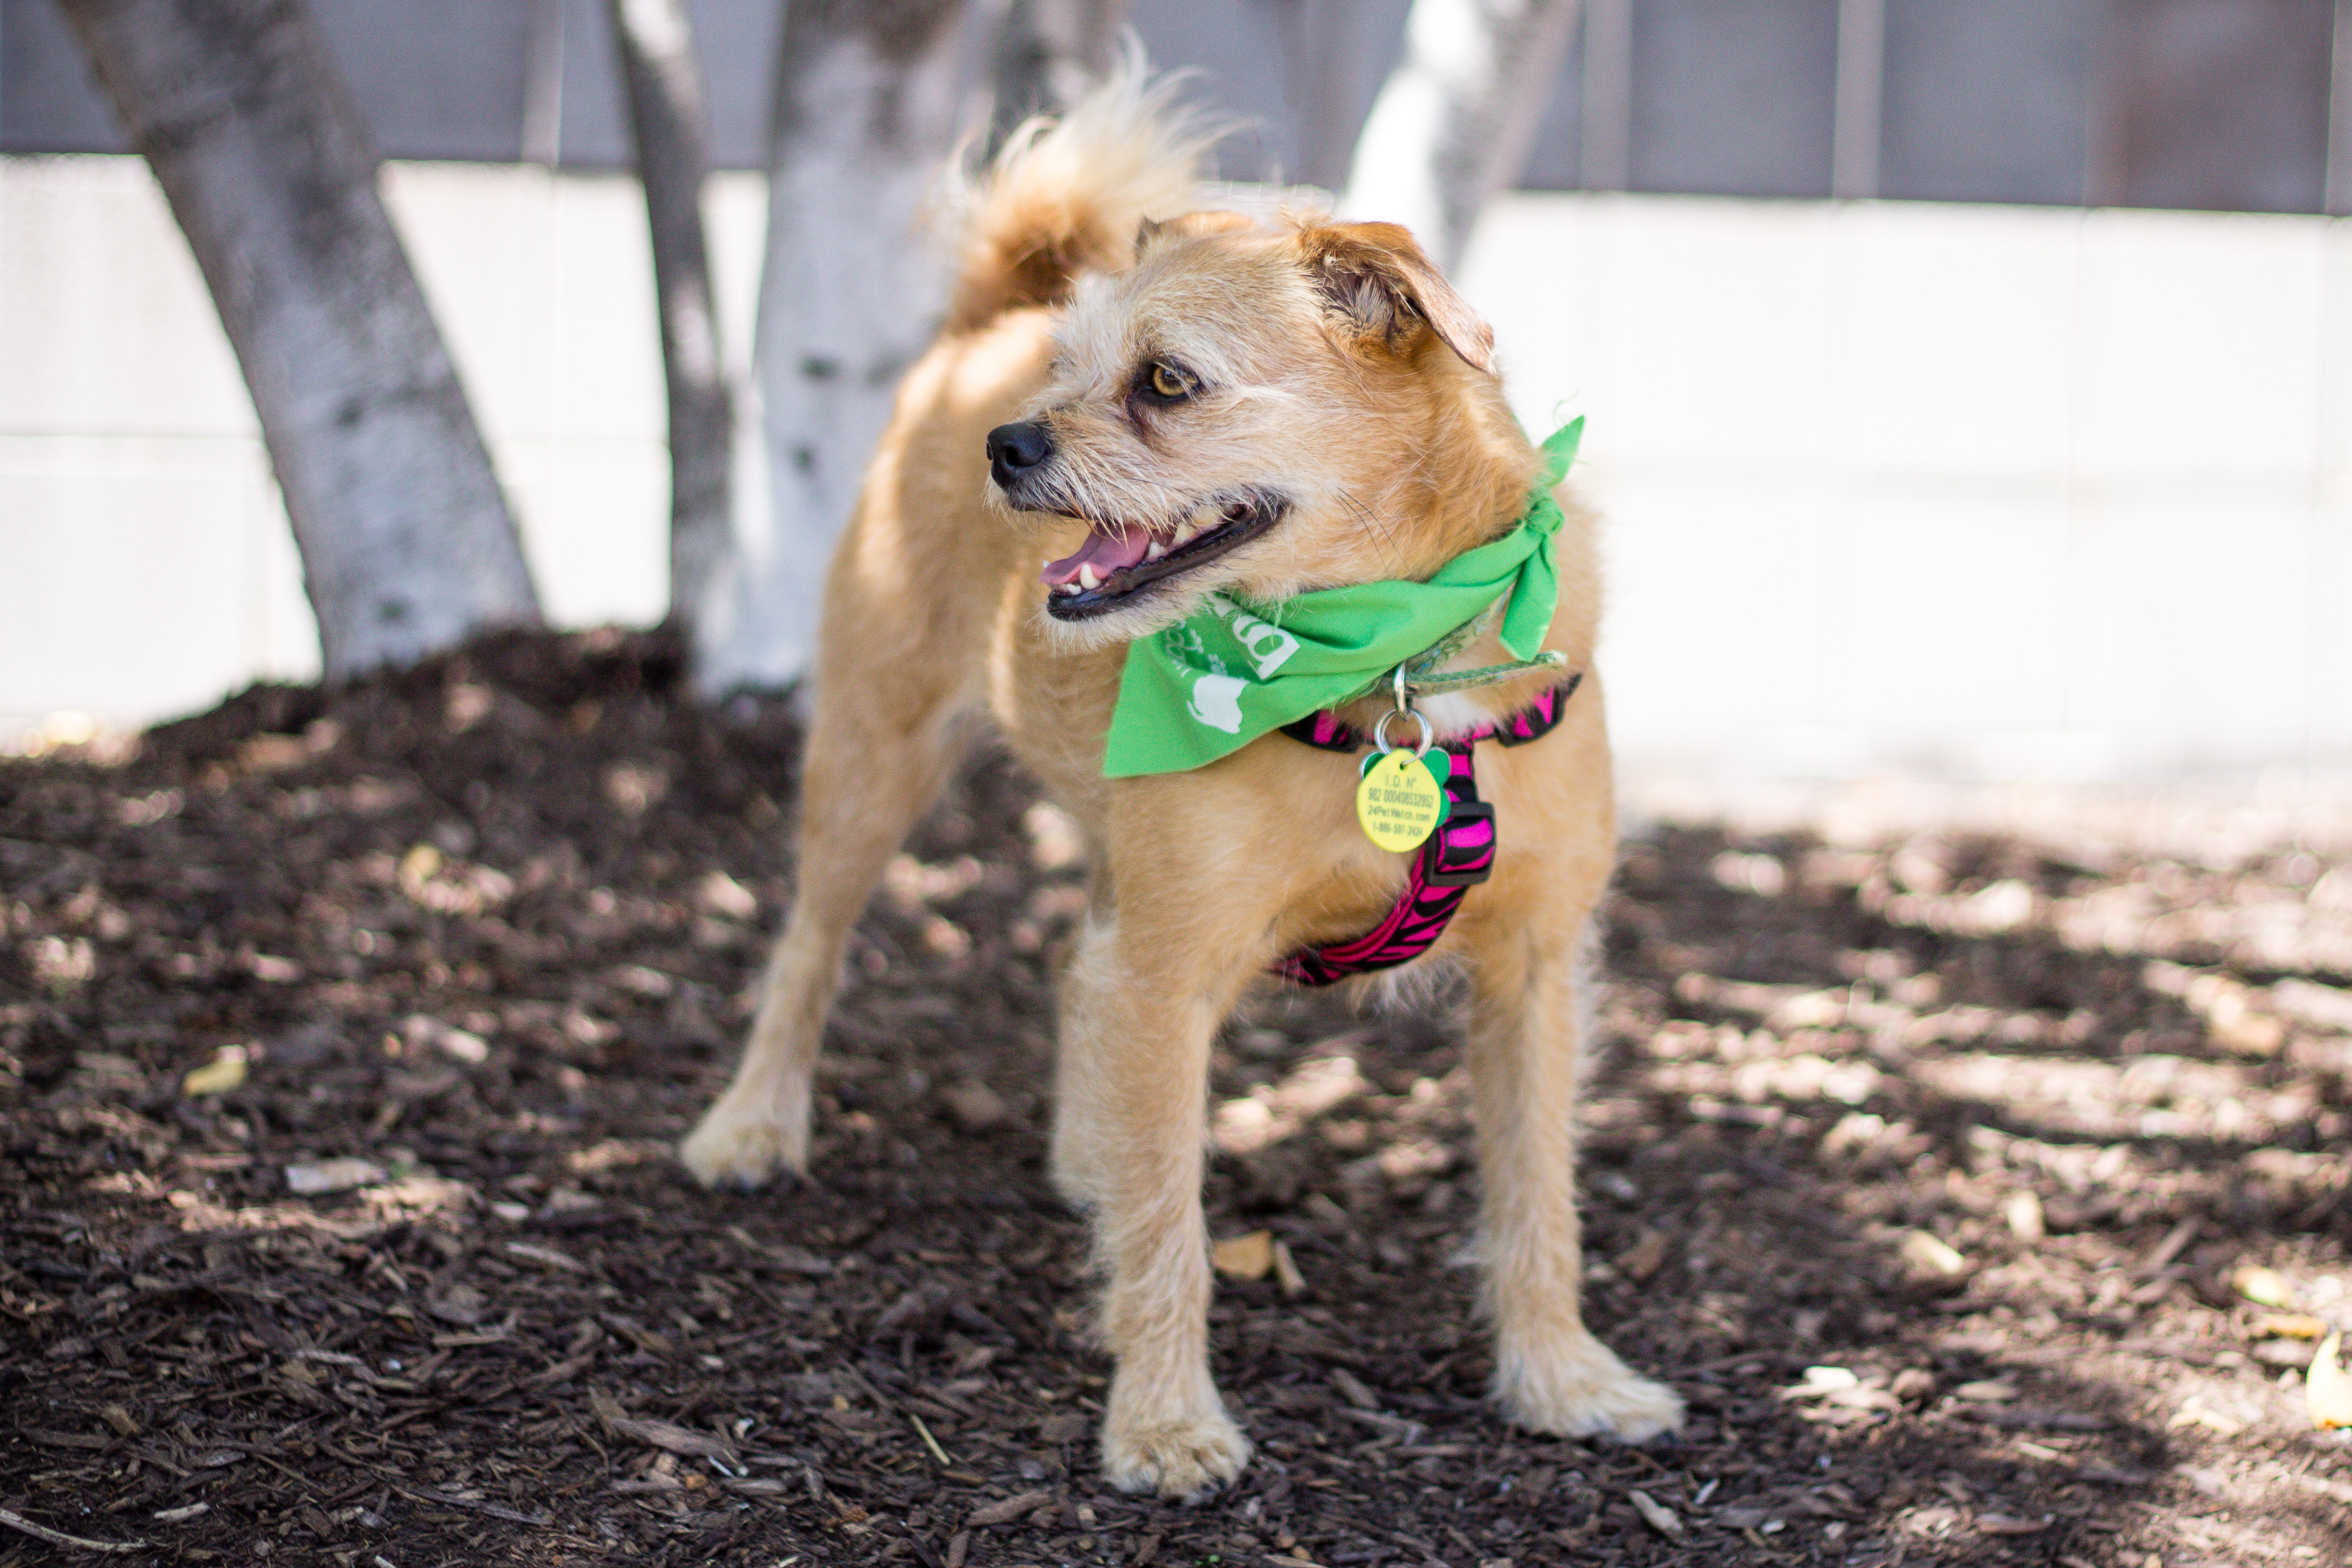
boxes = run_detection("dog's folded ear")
[1296,221,1495,373]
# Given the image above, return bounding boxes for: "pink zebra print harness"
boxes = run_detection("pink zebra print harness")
[1270,675,1582,986]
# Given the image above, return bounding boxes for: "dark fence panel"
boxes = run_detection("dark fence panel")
[2,0,2344,214]
[1132,0,1410,189]
[0,0,778,168]
[313,1,537,163]
[1,0,125,153]
[2099,0,2334,213]
[1628,0,1839,199]
[1880,0,2095,206]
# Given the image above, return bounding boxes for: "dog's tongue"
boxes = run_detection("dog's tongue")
[1041,525,1151,586]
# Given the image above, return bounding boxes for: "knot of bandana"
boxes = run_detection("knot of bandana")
[1101,418,1583,780]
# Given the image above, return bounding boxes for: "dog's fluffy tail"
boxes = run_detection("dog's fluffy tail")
[944,48,1222,333]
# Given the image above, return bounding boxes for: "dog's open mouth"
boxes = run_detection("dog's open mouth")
[1038,492,1284,620]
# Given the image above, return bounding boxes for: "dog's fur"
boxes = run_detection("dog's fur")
[681,67,1682,1497]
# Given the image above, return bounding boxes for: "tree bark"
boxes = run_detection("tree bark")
[1339,0,1582,274]
[606,0,735,636]
[696,0,971,693]
[58,0,541,677]
[985,0,1127,154]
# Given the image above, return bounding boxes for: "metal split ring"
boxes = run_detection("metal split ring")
[1372,706,1434,756]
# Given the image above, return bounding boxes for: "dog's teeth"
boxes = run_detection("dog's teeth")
[1145,539,1166,562]
[1077,563,1102,591]
[1053,581,1081,595]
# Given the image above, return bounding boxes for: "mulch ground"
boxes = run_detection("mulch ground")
[4,628,2350,1568]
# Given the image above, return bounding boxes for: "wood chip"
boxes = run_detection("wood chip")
[1900,1230,1968,1278]
[2306,1331,2352,1429]
[1963,1405,2109,1432]
[587,1388,736,1461]
[2233,1265,2298,1308]
[2135,1217,2199,1276]
[1616,1229,1670,1282]
[1272,1236,1307,1297]
[966,1488,1053,1528]
[1627,1489,1683,1539]
[180,1047,247,1097]
[1976,1512,2051,1535]
[1329,1366,1380,1410]
[0,1506,146,1553]
[599,1313,676,1357]
[942,1079,1007,1131]
[1212,1229,1274,1280]
[283,1157,385,1195]
[501,1241,585,1272]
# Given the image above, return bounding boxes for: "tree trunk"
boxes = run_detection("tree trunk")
[1339,0,1582,274]
[985,0,1127,153]
[606,0,735,637]
[59,0,541,677]
[695,0,970,693]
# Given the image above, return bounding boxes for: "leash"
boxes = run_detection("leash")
[1270,674,1581,986]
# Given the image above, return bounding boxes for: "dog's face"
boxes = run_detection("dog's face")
[988,214,1511,645]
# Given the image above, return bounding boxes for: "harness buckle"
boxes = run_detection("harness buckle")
[1419,801,1495,887]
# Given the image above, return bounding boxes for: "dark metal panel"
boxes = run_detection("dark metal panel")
[687,0,785,170]
[1519,5,1588,190]
[2098,0,2332,213]
[310,0,534,163]
[1879,0,2094,206]
[3,0,537,163]
[1628,0,1839,199]
[554,0,630,169]
[557,0,781,172]
[1,0,132,153]
[1133,0,1408,189]
[1133,0,1296,182]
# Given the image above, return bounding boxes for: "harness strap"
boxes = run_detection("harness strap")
[1270,676,1581,988]
[1278,672,1580,754]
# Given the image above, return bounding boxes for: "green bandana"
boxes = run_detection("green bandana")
[1103,419,1583,778]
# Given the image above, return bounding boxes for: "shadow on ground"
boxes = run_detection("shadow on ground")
[3,629,2349,1567]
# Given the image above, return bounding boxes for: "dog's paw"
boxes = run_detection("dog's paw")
[679,1102,805,1191]
[1494,1332,1684,1445]
[1099,1408,1251,1501]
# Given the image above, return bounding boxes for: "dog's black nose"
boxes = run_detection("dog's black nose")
[987,421,1054,489]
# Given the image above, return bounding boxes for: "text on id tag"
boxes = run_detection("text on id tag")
[1355,749,1445,851]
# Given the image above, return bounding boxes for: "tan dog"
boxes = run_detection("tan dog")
[682,69,1681,1497]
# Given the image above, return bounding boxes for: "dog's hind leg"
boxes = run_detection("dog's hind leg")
[679,612,981,1191]
[1461,882,1684,1444]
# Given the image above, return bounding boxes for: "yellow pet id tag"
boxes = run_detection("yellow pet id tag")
[1355,748,1446,851]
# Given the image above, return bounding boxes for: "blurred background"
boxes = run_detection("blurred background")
[3,0,2349,787]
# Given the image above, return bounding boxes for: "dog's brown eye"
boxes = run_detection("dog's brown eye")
[1148,362,1190,399]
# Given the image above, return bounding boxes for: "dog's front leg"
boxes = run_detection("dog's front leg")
[1465,907,1683,1443]
[1055,908,1253,1499]
[681,682,973,1190]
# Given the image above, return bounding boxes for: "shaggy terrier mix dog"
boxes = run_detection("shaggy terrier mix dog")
[682,67,1681,1496]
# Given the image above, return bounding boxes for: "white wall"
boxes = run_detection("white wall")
[0,155,766,734]
[1462,194,2352,780]
[4,155,2348,780]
